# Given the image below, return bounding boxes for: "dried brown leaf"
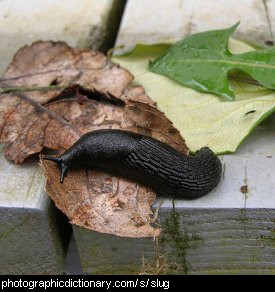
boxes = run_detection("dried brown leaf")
[0,41,133,102]
[0,41,188,238]
[40,97,187,238]
[122,100,187,153]
[42,160,160,238]
[0,41,143,162]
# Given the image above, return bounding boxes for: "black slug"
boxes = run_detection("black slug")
[43,129,222,199]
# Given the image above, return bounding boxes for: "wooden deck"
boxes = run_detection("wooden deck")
[0,0,274,274]
[0,0,125,274]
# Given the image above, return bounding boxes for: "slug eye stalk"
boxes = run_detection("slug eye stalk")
[43,155,68,183]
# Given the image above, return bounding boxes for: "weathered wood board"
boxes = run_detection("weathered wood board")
[0,145,70,274]
[116,0,273,54]
[0,0,125,73]
[0,0,125,274]
[73,0,275,275]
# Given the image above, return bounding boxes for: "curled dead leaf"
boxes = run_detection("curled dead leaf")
[40,96,187,238]
[0,41,187,238]
[42,160,160,238]
[0,41,152,162]
[1,41,133,102]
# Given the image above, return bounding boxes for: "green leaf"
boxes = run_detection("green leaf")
[148,24,275,100]
[113,39,275,154]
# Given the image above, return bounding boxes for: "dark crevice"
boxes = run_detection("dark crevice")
[265,40,274,46]
[263,0,274,46]
[98,0,127,53]
[44,85,125,108]
[79,87,125,106]
[50,78,59,86]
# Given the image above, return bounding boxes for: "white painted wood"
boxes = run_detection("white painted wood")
[0,0,125,73]
[0,0,125,274]
[73,0,275,274]
[173,126,275,210]
[116,0,272,54]
[0,145,69,274]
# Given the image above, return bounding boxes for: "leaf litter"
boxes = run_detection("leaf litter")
[0,41,188,238]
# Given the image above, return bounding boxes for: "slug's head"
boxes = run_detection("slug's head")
[43,155,68,183]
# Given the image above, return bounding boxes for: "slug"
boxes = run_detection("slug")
[43,129,222,199]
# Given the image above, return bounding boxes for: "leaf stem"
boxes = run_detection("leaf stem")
[12,91,82,137]
[0,85,67,94]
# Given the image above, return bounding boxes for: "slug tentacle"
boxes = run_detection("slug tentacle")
[60,162,68,183]
[43,155,68,183]
[42,129,222,199]
[43,155,62,164]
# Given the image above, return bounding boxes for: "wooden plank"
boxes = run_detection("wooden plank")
[0,0,125,74]
[73,0,275,274]
[116,0,271,54]
[0,145,70,275]
[74,208,275,275]
[0,0,125,274]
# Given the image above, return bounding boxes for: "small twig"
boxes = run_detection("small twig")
[0,85,67,94]
[13,92,82,137]
[44,98,80,107]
